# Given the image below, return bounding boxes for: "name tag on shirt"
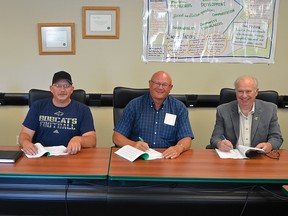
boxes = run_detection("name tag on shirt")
[164,113,176,126]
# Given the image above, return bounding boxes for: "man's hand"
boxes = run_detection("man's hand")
[256,142,272,153]
[217,140,233,152]
[21,141,38,156]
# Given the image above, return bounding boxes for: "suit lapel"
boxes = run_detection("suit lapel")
[251,101,261,141]
[231,103,240,141]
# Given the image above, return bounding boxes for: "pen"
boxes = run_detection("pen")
[139,137,144,142]
[221,135,233,150]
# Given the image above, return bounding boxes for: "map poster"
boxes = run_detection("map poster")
[142,0,279,64]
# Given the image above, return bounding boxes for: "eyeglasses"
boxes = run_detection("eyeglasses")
[150,80,172,89]
[265,150,280,160]
[236,89,257,95]
[53,83,72,89]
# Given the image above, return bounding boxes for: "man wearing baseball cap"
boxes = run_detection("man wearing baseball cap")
[52,71,73,85]
[18,71,96,155]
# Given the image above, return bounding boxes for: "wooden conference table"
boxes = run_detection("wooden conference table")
[1,146,288,215]
[0,146,110,179]
[0,146,111,216]
[108,148,288,215]
[109,148,288,183]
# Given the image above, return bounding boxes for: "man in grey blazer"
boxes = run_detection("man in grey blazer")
[209,75,283,153]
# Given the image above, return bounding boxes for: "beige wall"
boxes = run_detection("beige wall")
[1,1,288,149]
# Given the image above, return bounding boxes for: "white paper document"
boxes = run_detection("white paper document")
[25,143,68,158]
[215,145,265,159]
[114,145,163,162]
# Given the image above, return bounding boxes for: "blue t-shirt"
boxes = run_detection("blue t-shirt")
[23,98,95,147]
[114,93,194,148]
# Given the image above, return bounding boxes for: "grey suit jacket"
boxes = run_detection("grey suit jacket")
[209,99,283,149]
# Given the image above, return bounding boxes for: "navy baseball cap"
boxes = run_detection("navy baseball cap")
[52,71,73,84]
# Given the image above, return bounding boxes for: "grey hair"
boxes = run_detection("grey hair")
[234,75,258,89]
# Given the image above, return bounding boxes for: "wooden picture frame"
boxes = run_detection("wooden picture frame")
[82,6,120,39]
[38,23,75,55]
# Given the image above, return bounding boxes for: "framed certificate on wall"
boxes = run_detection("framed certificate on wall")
[38,23,75,55]
[82,6,120,39]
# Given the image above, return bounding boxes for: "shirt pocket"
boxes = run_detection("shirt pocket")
[160,124,177,142]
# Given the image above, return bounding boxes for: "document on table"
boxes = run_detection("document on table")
[215,148,248,159]
[115,145,163,162]
[215,145,265,159]
[24,143,68,158]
